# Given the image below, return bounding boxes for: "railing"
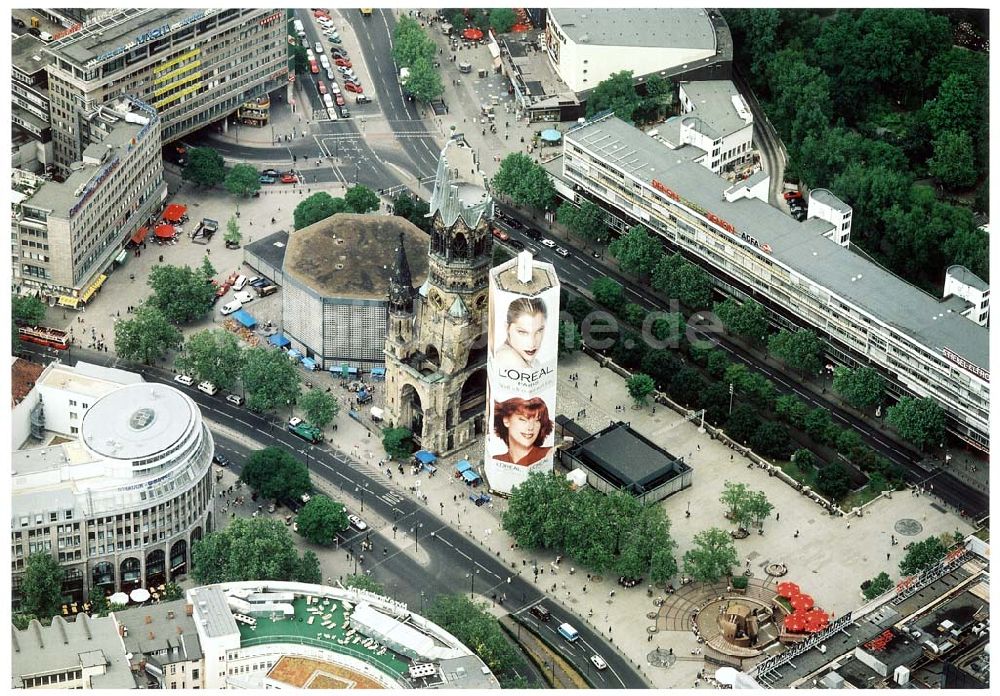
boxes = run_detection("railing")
[238,633,410,683]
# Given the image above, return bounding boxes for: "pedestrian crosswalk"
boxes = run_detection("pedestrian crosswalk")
[381,491,403,506]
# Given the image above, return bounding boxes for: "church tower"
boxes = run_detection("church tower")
[383,137,492,454]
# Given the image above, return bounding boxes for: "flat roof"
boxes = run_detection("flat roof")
[492,256,559,295]
[679,81,750,140]
[566,115,989,370]
[549,8,716,50]
[947,265,989,292]
[266,655,385,689]
[48,9,190,65]
[569,421,686,491]
[81,383,195,460]
[809,188,850,213]
[244,229,289,271]
[283,214,428,301]
[11,34,48,74]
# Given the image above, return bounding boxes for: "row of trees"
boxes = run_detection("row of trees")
[585,70,675,125]
[181,148,264,200]
[294,187,381,229]
[502,472,678,582]
[726,9,988,288]
[392,16,443,103]
[192,517,321,585]
[861,534,955,600]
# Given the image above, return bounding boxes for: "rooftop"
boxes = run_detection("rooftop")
[492,255,559,295]
[47,9,194,65]
[428,137,492,229]
[38,360,143,400]
[11,358,45,407]
[809,187,851,213]
[244,229,290,273]
[568,421,689,493]
[283,214,428,300]
[113,600,203,666]
[549,8,716,50]
[565,115,989,370]
[266,655,385,689]
[81,382,195,461]
[679,81,751,140]
[947,265,989,292]
[11,33,49,74]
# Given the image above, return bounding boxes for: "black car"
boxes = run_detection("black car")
[213,453,231,467]
[261,168,279,178]
[281,497,304,513]
[529,604,551,622]
[525,228,542,241]
[13,17,26,28]
[507,239,525,251]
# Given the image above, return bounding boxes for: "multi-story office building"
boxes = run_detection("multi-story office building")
[11,361,215,610]
[556,113,989,451]
[11,97,165,302]
[11,34,53,172]
[665,80,753,175]
[43,8,287,172]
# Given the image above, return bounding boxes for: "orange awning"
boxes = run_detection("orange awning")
[154,224,176,239]
[163,203,187,222]
[131,227,148,244]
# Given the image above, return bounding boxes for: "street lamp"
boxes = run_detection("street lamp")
[466,568,479,598]
[355,486,364,512]
[414,523,424,549]
[419,590,426,614]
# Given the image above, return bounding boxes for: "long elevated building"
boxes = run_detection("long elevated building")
[556,113,989,451]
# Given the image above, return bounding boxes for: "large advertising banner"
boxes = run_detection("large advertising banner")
[485,259,560,494]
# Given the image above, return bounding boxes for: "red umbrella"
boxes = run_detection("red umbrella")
[784,615,804,633]
[803,609,830,632]
[154,224,176,239]
[163,203,187,222]
[789,593,814,611]
[776,582,800,598]
[131,227,149,245]
[463,28,483,40]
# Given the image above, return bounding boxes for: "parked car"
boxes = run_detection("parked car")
[355,94,371,104]
[783,190,803,200]
[330,47,348,58]
[174,374,194,386]
[214,284,229,298]
[248,276,267,287]
[220,300,242,315]
[508,239,525,251]
[281,173,297,184]
[348,514,368,531]
[344,82,363,93]
[225,394,245,406]
[335,94,345,106]
[197,381,218,395]
[234,290,254,304]
[491,228,510,241]
[259,174,276,184]
[529,604,551,622]
[257,284,279,297]
[313,9,329,19]
[213,453,230,466]
[261,168,279,177]
[334,58,352,68]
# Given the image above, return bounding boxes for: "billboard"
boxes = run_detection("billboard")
[485,253,560,494]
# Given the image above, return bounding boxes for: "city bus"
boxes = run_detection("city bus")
[360,9,372,17]
[18,325,70,350]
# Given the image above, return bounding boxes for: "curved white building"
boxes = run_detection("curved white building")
[12,365,215,608]
[187,581,499,689]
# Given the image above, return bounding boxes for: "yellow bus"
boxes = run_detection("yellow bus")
[360,8,372,17]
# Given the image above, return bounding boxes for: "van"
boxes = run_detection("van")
[458,62,472,74]
[232,275,248,291]
[323,93,334,109]
[320,54,330,69]
[197,381,218,395]
[257,284,278,297]
[39,31,53,42]
[220,300,243,315]
[234,290,254,304]
[293,19,306,37]
[557,623,580,642]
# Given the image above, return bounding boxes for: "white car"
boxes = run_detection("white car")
[347,514,368,531]
[306,48,315,61]
[174,374,194,386]
[590,655,608,671]
[314,41,323,54]
[541,238,557,248]
[220,300,242,315]
[326,67,336,81]
[318,16,333,27]
[330,81,341,94]
[234,290,254,304]
[197,381,218,396]
[288,416,303,427]
[555,247,570,257]
[320,54,330,68]
[225,394,245,406]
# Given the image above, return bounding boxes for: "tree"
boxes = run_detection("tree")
[768,329,824,376]
[488,8,517,33]
[294,192,347,230]
[898,536,947,576]
[943,224,988,281]
[382,427,414,460]
[640,349,681,386]
[621,303,646,327]
[344,184,380,214]
[446,9,467,31]
[886,397,945,451]
[147,263,216,324]
[289,42,308,74]
[831,366,885,411]
[427,594,521,680]
[21,553,65,620]
[590,277,624,308]
[775,395,810,429]
[792,448,816,471]
[586,70,642,122]
[296,495,349,545]
[746,490,774,526]
[161,583,183,602]
[815,463,852,500]
[609,225,661,277]
[558,320,582,356]
[502,472,575,550]
[720,481,750,520]
[752,422,790,458]
[391,192,415,219]
[296,550,322,584]
[392,16,435,68]
[926,73,981,139]
[669,367,705,406]
[635,73,674,123]
[298,389,340,429]
[114,305,182,364]
[626,373,656,408]
[403,56,444,103]
[862,571,894,600]
[714,298,769,343]
[241,347,302,413]
[174,330,243,390]
[182,146,226,187]
[192,517,305,584]
[804,408,837,446]
[13,295,46,325]
[557,200,607,246]
[726,405,761,444]
[222,215,242,248]
[240,446,312,501]
[928,130,976,190]
[342,573,385,594]
[683,528,738,583]
[491,153,555,210]
[224,163,261,198]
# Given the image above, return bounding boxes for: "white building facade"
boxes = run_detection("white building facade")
[667,80,753,174]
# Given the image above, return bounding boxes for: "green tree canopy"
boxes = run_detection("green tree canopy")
[928,130,976,190]
[768,329,824,376]
[683,527,738,583]
[182,147,226,187]
[240,446,312,501]
[403,56,444,103]
[668,366,705,406]
[174,329,243,390]
[298,389,340,429]
[886,397,946,450]
[427,594,523,683]
[556,200,607,246]
[832,366,887,410]
[224,215,242,247]
[342,573,385,594]
[289,42,308,74]
[21,553,65,620]
[586,70,642,122]
[392,16,435,68]
[382,427,414,460]
[775,395,810,429]
[651,254,712,308]
[241,347,302,413]
[815,463,852,500]
[224,163,262,198]
[344,185,381,214]
[862,571,894,600]
[714,298,769,343]
[608,224,661,277]
[296,550,322,584]
[590,277,624,308]
[294,192,348,230]
[943,224,988,282]
[296,495,349,545]
[726,404,761,444]
[899,536,948,576]
[488,8,517,33]
[192,517,309,584]
[146,263,216,324]
[13,295,46,325]
[626,372,656,407]
[114,305,182,365]
[491,153,555,210]
[557,320,582,356]
[752,422,790,459]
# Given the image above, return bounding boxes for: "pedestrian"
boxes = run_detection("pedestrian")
[886,553,891,561]
[776,512,780,522]
[794,530,800,538]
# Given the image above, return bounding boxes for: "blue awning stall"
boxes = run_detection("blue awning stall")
[370,366,386,380]
[269,333,291,348]
[301,357,317,371]
[330,364,359,377]
[231,310,257,329]
[454,459,472,473]
[461,469,482,483]
[287,348,303,362]
[414,450,437,465]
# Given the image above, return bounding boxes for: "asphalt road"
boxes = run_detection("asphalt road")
[21,344,645,689]
[489,209,989,521]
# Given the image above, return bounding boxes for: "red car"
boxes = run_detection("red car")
[215,284,229,299]
[335,94,345,106]
[334,58,352,68]
[491,227,510,241]
[312,9,329,18]
[281,173,297,184]
[783,190,802,200]
[344,82,363,93]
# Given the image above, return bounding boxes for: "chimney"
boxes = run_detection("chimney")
[185,604,193,616]
[144,615,152,624]
[176,625,183,635]
[148,631,154,640]
[167,611,175,620]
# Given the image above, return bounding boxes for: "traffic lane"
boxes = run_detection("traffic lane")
[512,608,616,687]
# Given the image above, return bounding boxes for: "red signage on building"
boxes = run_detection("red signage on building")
[650,178,771,254]
[651,179,680,201]
[53,23,83,40]
[259,11,282,26]
[863,629,896,652]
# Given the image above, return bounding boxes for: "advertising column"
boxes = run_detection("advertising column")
[485,251,560,494]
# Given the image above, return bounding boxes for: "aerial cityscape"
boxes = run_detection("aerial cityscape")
[9,6,990,690]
